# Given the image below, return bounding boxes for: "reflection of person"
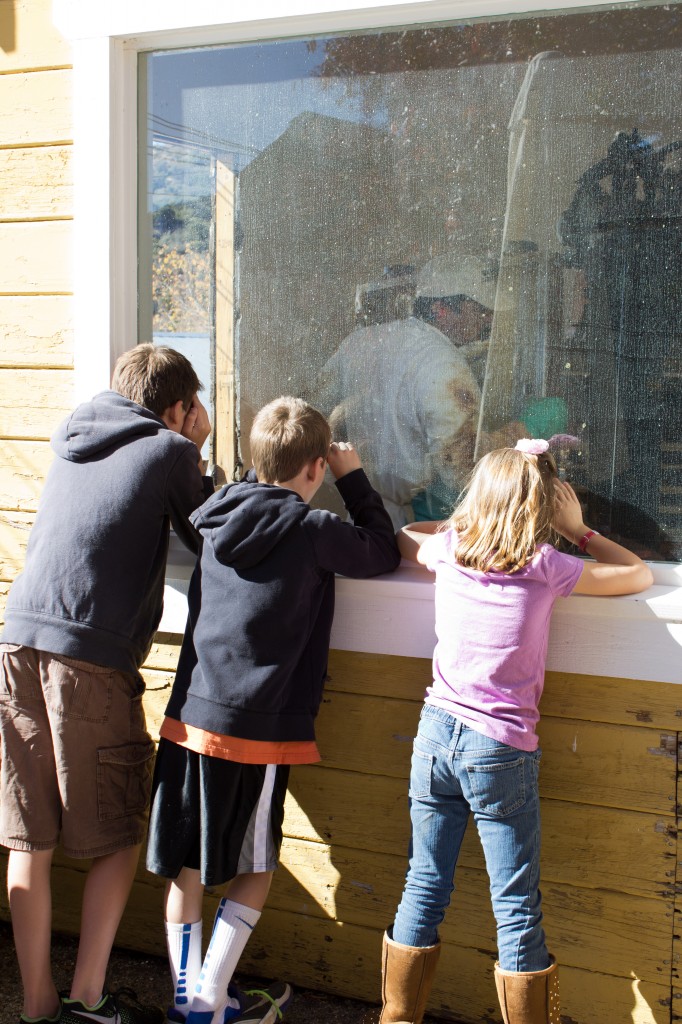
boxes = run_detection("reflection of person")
[0,344,213,1024]
[317,261,484,528]
[414,253,500,388]
[146,397,400,1024]
[368,440,653,1024]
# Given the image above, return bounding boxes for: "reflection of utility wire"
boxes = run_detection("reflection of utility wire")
[149,113,262,156]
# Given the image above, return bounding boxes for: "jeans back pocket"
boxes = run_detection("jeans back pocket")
[465,755,528,816]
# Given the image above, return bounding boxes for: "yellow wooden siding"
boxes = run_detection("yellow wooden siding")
[0,68,72,147]
[0,368,72,440]
[0,0,72,73]
[0,222,72,292]
[0,2,73,600]
[0,146,72,221]
[0,653,678,1022]
[0,509,33,582]
[0,440,53,511]
[0,296,73,368]
[128,653,680,1020]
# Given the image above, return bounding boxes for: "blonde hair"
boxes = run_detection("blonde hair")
[251,396,331,483]
[448,448,558,573]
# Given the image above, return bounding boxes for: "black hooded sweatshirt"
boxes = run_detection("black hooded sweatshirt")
[2,391,212,674]
[164,468,401,742]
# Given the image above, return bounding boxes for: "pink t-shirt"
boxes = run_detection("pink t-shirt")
[420,529,583,751]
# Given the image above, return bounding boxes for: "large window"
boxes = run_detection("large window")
[139,3,682,559]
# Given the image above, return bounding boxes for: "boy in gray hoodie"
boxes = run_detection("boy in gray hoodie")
[0,344,212,1024]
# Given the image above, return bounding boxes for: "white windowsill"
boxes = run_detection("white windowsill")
[161,560,682,685]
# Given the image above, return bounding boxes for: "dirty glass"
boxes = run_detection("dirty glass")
[139,3,682,558]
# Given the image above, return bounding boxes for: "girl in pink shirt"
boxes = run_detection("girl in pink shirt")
[369,441,652,1024]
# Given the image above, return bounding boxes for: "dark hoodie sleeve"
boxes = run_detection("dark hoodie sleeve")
[307,468,401,578]
[166,445,214,554]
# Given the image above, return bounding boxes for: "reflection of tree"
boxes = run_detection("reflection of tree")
[316,8,682,82]
[153,242,210,332]
[313,5,682,263]
[152,196,212,332]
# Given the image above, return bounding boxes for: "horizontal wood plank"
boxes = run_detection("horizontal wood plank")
[279,765,673,899]
[542,670,682,730]
[0,440,53,511]
[271,838,672,981]
[0,295,73,367]
[0,69,72,146]
[0,367,72,439]
[0,509,33,579]
[324,650,682,729]
[0,0,71,73]
[0,145,72,220]
[309,691,676,814]
[0,221,72,292]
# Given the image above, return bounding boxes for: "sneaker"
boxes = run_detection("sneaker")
[228,982,292,1024]
[181,982,292,1024]
[60,989,164,1024]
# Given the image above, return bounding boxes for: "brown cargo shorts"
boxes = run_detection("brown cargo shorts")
[0,643,155,858]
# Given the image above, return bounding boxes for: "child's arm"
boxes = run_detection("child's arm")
[553,480,654,595]
[398,521,445,564]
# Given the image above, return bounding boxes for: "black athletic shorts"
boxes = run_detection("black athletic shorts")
[146,738,290,887]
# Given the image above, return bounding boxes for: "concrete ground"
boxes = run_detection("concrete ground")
[0,920,436,1024]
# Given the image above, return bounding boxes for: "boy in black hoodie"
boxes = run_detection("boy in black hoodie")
[146,396,401,1024]
[0,344,213,1024]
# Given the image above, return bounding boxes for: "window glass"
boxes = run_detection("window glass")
[139,4,682,558]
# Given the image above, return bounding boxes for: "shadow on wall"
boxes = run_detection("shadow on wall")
[0,1,16,54]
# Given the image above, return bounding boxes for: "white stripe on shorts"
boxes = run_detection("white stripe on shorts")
[237,764,277,874]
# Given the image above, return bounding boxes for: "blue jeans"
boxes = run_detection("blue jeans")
[392,704,550,972]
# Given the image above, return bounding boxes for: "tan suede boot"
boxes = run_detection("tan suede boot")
[494,956,560,1024]
[363,931,441,1024]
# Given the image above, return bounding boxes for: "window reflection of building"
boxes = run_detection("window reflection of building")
[143,5,682,560]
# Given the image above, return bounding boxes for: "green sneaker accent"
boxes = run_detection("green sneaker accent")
[241,989,285,1021]
[19,1010,61,1024]
[60,989,164,1024]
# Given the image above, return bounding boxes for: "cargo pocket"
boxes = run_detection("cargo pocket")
[96,739,155,821]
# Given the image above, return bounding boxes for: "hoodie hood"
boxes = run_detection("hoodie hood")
[51,390,167,462]
[191,480,309,570]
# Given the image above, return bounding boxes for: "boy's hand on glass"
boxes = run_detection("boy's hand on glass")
[327,440,362,479]
[181,395,211,451]
[553,479,587,544]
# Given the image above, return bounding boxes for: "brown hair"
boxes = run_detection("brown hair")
[448,447,558,573]
[250,396,331,483]
[111,343,202,416]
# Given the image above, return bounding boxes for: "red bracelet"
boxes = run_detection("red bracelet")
[578,529,598,552]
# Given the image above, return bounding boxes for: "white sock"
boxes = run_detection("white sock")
[165,919,203,1016]
[190,898,261,1022]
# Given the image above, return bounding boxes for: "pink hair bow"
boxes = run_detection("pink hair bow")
[514,438,549,455]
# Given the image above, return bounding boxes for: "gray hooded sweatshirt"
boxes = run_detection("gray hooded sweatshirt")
[2,390,211,674]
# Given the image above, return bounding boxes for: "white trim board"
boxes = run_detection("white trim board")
[53,0,638,42]
[161,564,682,684]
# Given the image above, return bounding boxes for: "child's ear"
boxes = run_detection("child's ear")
[308,456,326,484]
[160,399,186,432]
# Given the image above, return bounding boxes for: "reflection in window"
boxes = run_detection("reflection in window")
[139,4,682,559]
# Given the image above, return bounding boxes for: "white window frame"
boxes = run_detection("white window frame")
[53,0,682,683]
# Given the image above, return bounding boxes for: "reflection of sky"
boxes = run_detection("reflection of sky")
[148,37,381,193]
